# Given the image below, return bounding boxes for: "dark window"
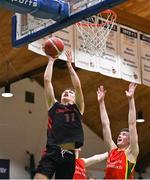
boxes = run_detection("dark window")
[25,91,35,103]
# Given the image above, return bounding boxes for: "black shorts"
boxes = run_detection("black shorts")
[35,145,75,179]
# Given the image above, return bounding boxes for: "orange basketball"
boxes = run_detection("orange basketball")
[44,37,64,58]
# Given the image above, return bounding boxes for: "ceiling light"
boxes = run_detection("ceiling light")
[136,111,145,123]
[1,84,13,98]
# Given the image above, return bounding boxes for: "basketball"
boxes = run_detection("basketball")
[43,37,64,58]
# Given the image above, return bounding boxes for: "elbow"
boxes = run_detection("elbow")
[44,73,49,81]
[102,122,110,129]
[44,74,51,85]
[129,120,136,127]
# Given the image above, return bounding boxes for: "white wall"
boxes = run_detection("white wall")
[0,78,149,179]
[0,78,47,178]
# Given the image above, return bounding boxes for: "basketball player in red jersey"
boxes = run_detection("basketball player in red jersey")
[34,50,84,179]
[73,149,108,179]
[97,83,139,179]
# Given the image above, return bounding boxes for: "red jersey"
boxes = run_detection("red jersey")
[73,159,86,179]
[105,148,136,179]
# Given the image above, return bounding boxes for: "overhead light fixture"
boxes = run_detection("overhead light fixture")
[1,84,13,98]
[1,61,14,98]
[136,111,145,123]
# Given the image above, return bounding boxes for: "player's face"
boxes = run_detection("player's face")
[117,131,130,148]
[61,89,75,104]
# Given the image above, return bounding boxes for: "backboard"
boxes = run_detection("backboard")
[12,0,127,47]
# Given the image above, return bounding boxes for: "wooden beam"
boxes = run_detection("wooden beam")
[113,7,150,34]
[0,65,47,88]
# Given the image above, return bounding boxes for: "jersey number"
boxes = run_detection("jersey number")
[65,113,75,122]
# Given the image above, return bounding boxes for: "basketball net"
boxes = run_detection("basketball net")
[75,9,117,57]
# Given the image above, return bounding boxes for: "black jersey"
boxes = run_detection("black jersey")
[47,102,84,148]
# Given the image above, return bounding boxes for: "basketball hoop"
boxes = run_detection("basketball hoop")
[75,9,117,56]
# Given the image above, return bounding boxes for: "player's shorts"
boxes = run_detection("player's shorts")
[35,145,75,179]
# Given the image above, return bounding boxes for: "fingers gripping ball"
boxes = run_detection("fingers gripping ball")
[44,37,64,58]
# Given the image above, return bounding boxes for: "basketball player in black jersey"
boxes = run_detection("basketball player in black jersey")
[34,50,84,179]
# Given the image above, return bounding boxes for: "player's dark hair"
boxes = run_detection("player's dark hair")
[120,128,129,133]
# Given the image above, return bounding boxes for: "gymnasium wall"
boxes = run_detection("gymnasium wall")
[0,78,47,178]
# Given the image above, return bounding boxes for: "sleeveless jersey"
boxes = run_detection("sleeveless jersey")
[47,102,84,148]
[73,159,86,179]
[105,148,136,179]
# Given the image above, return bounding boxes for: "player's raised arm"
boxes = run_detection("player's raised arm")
[126,83,139,161]
[97,85,116,151]
[65,50,84,114]
[44,56,57,110]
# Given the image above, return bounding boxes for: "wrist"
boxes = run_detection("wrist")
[128,96,134,100]
[67,62,72,68]
[48,58,55,64]
[98,99,104,104]
[48,56,56,62]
